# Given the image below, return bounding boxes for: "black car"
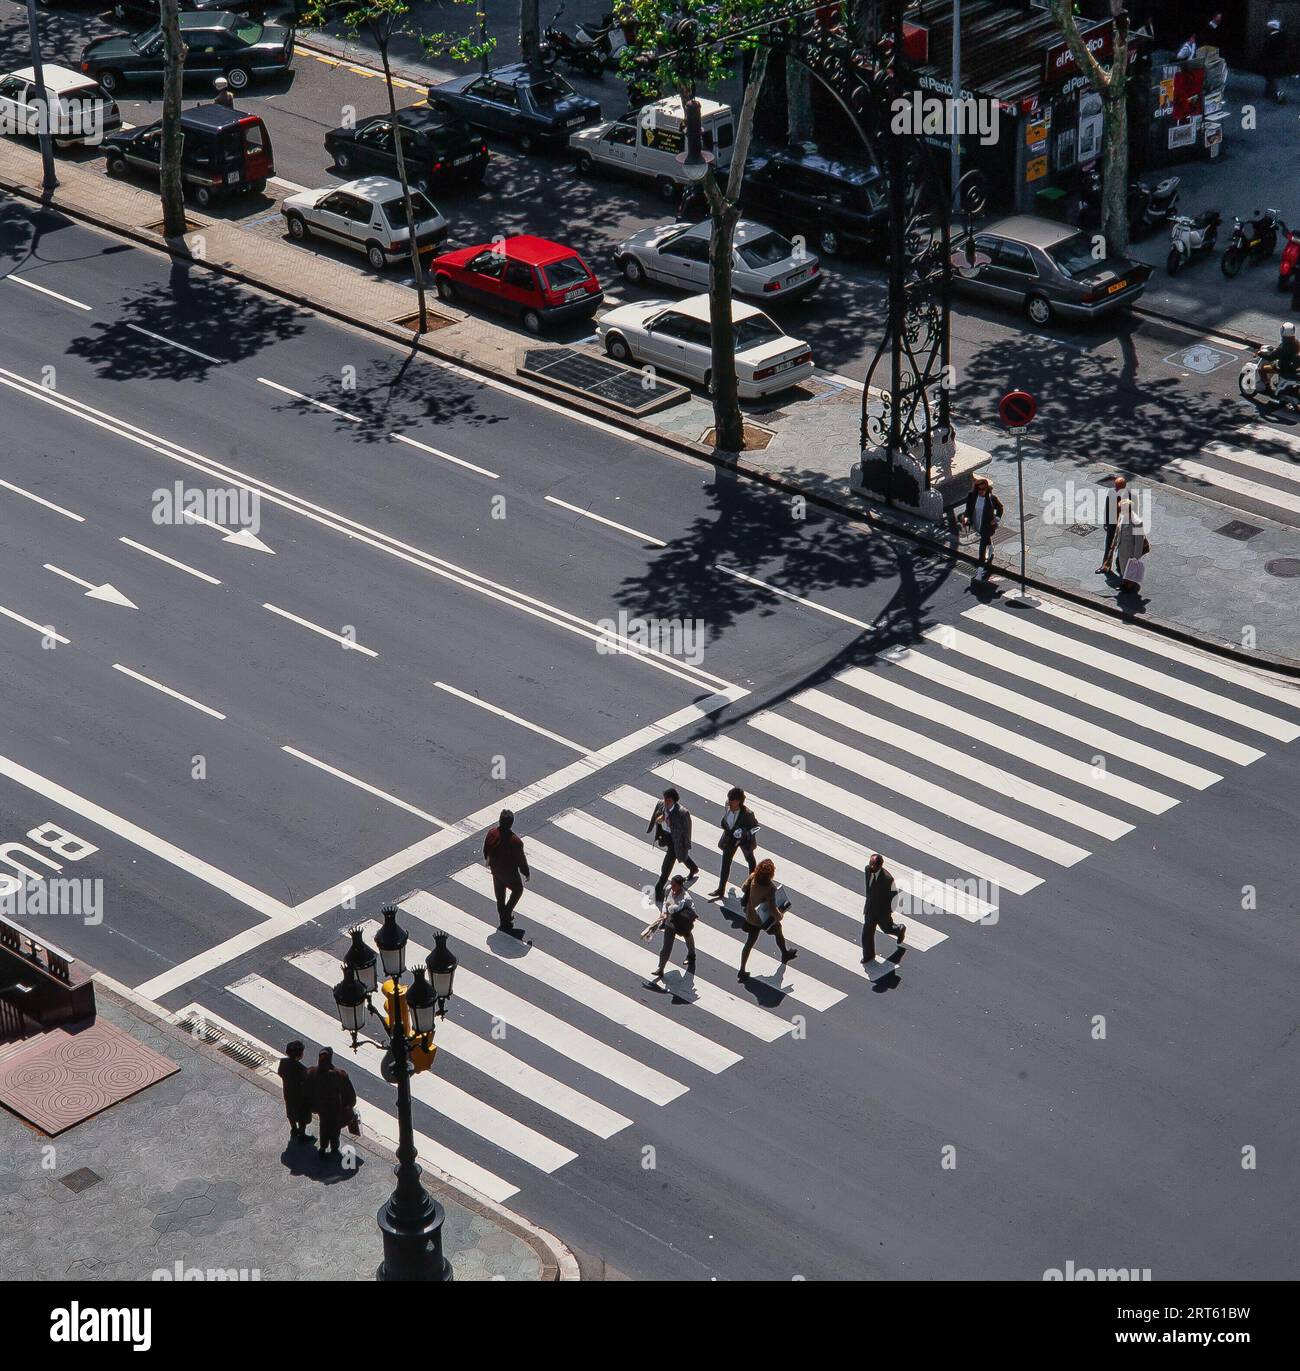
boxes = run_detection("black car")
[79,12,294,96]
[427,62,600,154]
[325,107,488,194]
[110,0,266,23]
[740,142,888,258]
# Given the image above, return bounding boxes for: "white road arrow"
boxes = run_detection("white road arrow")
[44,563,138,609]
[181,510,275,555]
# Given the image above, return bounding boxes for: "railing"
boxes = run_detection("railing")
[0,914,77,983]
[0,913,93,1035]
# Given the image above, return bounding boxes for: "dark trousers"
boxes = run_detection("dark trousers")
[319,1120,342,1154]
[975,531,994,570]
[1101,523,1117,569]
[654,838,698,903]
[492,872,523,924]
[863,910,904,961]
[657,926,695,973]
[717,837,756,890]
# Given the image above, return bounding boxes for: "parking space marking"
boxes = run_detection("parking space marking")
[0,477,85,522]
[281,745,445,826]
[113,663,227,719]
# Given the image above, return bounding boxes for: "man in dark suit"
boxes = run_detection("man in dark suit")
[276,1040,312,1145]
[961,476,1004,580]
[863,853,907,964]
[648,787,698,905]
[483,808,530,931]
[709,786,759,899]
[307,1046,357,1159]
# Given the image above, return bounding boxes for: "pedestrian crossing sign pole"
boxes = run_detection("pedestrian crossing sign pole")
[998,390,1038,606]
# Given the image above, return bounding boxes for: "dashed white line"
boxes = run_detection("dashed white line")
[0,604,68,644]
[119,537,222,585]
[0,477,85,521]
[281,745,445,826]
[262,602,378,656]
[715,563,875,631]
[7,275,92,311]
[391,432,500,479]
[113,664,226,719]
[544,496,667,547]
[126,324,222,365]
[257,377,361,422]
[433,680,590,753]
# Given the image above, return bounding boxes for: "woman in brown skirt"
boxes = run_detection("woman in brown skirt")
[739,858,797,982]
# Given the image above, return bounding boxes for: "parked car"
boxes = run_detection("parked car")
[111,0,265,22]
[428,63,600,153]
[325,107,487,194]
[951,215,1151,324]
[597,295,815,398]
[103,102,273,206]
[615,219,821,302]
[740,142,888,258]
[281,176,447,271]
[0,64,120,148]
[431,234,602,333]
[571,95,734,200]
[80,12,294,96]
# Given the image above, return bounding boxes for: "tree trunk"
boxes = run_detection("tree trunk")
[160,0,186,238]
[1101,85,1129,252]
[706,198,744,451]
[520,0,540,67]
[785,55,814,144]
[379,42,428,334]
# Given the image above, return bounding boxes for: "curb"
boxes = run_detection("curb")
[1132,301,1264,351]
[4,169,1298,678]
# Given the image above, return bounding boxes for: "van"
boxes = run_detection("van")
[0,64,121,148]
[570,95,734,201]
[101,102,273,207]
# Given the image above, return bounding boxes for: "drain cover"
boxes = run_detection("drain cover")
[1265,558,1300,577]
[60,1168,102,1193]
[1067,522,1096,537]
[1216,520,1263,541]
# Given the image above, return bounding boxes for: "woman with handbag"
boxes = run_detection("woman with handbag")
[709,786,759,899]
[644,874,697,981]
[738,858,797,982]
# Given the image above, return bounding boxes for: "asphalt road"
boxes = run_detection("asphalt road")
[1,197,1298,1281]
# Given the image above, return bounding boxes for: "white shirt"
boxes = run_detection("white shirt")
[973,495,987,531]
[724,809,739,830]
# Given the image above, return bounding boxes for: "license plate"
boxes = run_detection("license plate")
[565,287,586,302]
[786,269,809,286]
[567,117,584,127]
[453,154,473,166]
[771,357,799,374]
[226,171,240,184]
[1107,279,1127,294]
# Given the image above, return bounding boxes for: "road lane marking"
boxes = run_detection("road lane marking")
[262,602,378,656]
[119,537,222,585]
[180,508,275,554]
[391,432,500,479]
[715,563,874,631]
[0,477,85,521]
[257,377,361,422]
[43,564,137,608]
[433,680,589,753]
[0,603,68,644]
[112,663,226,719]
[125,324,223,365]
[7,274,92,311]
[281,745,444,825]
[544,496,667,546]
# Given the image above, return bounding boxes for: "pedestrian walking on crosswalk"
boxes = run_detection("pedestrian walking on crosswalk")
[648,788,699,904]
[738,858,796,981]
[709,786,759,899]
[306,1047,357,1159]
[644,874,698,981]
[484,809,530,931]
[863,854,907,964]
[276,1039,312,1146]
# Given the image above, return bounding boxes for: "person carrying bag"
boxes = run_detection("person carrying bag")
[709,786,760,899]
[646,874,697,981]
[738,859,797,982]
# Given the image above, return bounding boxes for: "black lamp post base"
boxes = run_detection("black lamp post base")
[376,1195,453,1282]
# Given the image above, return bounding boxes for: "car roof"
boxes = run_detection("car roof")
[182,102,258,131]
[179,12,240,31]
[664,294,763,324]
[337,176,407,202]
[981,215,1078,249]
[490,234,583,265]
[677,219,778,246]
[394,106,463,132]
[10,65,98,93]
[644,94,730,121]
[764,141,880,184]
[487,62,553,84]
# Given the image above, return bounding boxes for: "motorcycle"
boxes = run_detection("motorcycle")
[1166,209,1221,274]
[539,4,627,77]
[1239,346,1300,407]
[1077,168,1181,238]
[1222,209,1284,277]
[1279,224,1300,290]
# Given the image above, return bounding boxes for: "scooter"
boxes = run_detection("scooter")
[1222,208,1285,277]
[1239,347,1300,407]
[1279,225,1300,290]
[1077,168,1181,237]
[539,4,626,77]
[1166,208,1221,274]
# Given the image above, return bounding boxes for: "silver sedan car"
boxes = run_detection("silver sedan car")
[614,219,822,302]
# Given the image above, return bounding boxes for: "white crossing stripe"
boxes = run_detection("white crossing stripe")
[896,645,1222,789]
[777,693,1131,840]
[293,949,631,1139]
[964,605,1299,744]
[555,808,872,982]
[1234,421,1300,457]
[408,890,741,1073]
[470,851,798,1036]
[698,734,1044,895]
[1032,600,1300,711]
[1164,456,1300,516]
[608,784,954,943]
[647,762,995,924]
[926,626,1261,766]
[230,974,577,1173]
[1202,438,1300,486]
[834,667,1177,814]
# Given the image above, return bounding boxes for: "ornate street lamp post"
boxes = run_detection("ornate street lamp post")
[332,907,458,1282]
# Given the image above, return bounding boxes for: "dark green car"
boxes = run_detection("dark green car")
[79,12,294,96]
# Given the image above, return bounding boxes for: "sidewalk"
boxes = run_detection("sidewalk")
[0,984,560,1281]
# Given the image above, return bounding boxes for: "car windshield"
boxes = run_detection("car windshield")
[381,192,437,227]
[529,76,574,106]
[737,231,796,268]
[132,24,161,50]
[1046,232,1107,279]
[236,21,263,43]
[733,314,785,350]
[541,256,589,291]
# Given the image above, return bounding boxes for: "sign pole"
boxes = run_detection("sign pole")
[997,388,1037,606]
[1016,425,1027,598]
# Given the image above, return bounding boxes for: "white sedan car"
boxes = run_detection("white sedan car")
[615,219,822,302]
[0,64,120,147]
[597,294,814,398]
[280,176,448,272]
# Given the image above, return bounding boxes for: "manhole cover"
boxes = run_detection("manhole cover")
[60,1168,102,1193]
[1265,558,1300,577]
[1216,520,1264,541]
[1067,522,1095,537]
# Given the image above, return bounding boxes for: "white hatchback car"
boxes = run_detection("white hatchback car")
[0,64,120,148]
[597,294,814,398]
[280,176,448,271]
[615,219,822,302]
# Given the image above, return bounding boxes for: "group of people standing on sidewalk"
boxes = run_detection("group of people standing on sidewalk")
[276,1043,359,1159]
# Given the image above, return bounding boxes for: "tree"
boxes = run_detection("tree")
[621,1,774,453]
[159,0,187,237]
[1049,0,1130,250]
[520,0,541,66]
[785,57,814,143]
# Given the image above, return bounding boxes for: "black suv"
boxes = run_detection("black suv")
[325,107,488,194]
[740,143,888,257]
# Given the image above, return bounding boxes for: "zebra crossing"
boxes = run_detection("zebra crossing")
[1165,421,1300,524]
[197,598,1300,1207]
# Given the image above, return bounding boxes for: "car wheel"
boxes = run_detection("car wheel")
[334,147,352,172]
[1166,247,1182,275]
[1025,293,1052,326]
[366,241,388,271]
[226,66,251,92]
[519,132,535,154]
[286,212,308,241]
[106,154,127,178]
[605,332,632,364]
[620,256,646,286]
[575,150,594,175]
[655,176,677,202]
[522,308,543,335]
[1222,247,1243,278]
[98,70,123,95]
[817,227,842,256]
[435,274,456,302]
[193,184,214,208]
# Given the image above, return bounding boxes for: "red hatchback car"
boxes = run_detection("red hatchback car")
[431,234,603,333]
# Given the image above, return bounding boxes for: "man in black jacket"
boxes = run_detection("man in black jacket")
[276,1040,312,1145]
[647,788,699,904]
[961,476,1004,581]
[709,786,759,899]
[863,853,907,964]
[483,808,530,931]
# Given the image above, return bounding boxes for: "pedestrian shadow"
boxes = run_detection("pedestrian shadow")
[280,1140,366,1185]
[870,949,906,993]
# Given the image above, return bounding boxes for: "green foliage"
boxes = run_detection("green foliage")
[298,0,494,65]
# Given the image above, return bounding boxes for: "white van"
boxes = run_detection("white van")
[570,95,734,200]
[0,64,120,148]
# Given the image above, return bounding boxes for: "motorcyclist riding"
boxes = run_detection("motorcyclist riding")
[1271,321,1300,380]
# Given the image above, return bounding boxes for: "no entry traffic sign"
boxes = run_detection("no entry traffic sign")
[999,389,1037,428]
